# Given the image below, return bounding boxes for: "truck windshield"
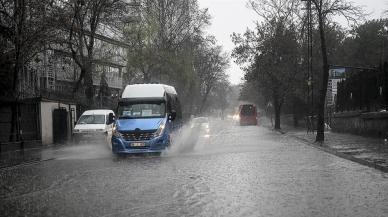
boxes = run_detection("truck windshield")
[118,102,166,119]
[240,105,256,116]
[77,115,105,124]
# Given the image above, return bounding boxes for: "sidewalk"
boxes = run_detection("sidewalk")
[0,144,66,169]
[282,125,388,172]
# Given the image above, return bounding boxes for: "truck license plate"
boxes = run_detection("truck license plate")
[131,142,145,147]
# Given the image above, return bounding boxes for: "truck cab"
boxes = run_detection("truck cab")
[238,104,258,126]
[111,84,181,154]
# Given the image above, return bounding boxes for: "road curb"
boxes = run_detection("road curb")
[291,135,388,173]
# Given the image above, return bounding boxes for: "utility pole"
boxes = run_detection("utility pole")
[302,0,314,120]
[381,26,388,111]
[307,0,313,118]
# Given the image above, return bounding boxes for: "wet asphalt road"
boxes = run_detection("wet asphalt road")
[1,120,388,217]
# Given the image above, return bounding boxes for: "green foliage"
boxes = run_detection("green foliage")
[342,19,388,67]
[233,17,302,111]
[0,0,58,98]
[124,0,230,115]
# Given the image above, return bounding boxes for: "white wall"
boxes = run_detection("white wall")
[40,102,77,145]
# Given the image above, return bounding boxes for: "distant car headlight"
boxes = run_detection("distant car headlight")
[154,121,166,137]
[112,125,122,138]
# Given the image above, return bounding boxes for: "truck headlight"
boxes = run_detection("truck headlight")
[112,125,122,137]
[154,122,165,137]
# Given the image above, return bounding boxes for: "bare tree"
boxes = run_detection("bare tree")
[248,0,302,24]
[125,0,209,83]
[246,0,365,136]
[309,0,364,142]
[0,0,56,141]
[233,0,302,129]
[233,18,301,129]
[124,0,229,115]
[55,0,128,107]
[194,44,229,114]
[0,0,56,98]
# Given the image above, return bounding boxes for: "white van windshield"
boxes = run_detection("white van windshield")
[118,102,166,119]
[77,115,105,124]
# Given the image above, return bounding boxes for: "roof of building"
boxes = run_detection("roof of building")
[121,84,177,99]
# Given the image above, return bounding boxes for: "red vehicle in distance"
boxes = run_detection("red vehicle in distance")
[238,104,257,126]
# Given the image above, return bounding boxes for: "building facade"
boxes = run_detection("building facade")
[4,30,129,145]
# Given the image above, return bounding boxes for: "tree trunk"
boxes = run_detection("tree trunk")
[199,96,207,114]
[293,113,298,127]
[199,87,211,114]
[292,96,298,127]
[274,104,281,130]
[10,0,25,142]
[315,10,329,142]
[9,103,17,142]
[273,92,281,130]
[384,62,388,110]
[84,62,94,108]
[73,67,86,94]
[143,71,151,83]
[10,54,21,142]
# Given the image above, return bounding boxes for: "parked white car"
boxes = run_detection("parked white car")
[73,109,115,148]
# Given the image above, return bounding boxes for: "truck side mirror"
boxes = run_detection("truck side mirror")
[108,113,115,124]
[169,110,176,121]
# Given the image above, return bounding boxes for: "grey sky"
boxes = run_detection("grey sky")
[198,0,387,85]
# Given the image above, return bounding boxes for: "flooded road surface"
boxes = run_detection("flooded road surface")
[1,119,388,217]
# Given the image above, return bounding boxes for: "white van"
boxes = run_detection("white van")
[73,109,115,146]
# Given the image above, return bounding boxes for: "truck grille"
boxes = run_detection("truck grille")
[122,130,155,141]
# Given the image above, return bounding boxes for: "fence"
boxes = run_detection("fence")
[336,63,388,112]
[0,99,41,151]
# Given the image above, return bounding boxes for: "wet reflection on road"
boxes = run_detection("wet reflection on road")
[1,119,388,217]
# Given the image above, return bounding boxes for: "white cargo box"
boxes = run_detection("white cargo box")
[121,84,177,99]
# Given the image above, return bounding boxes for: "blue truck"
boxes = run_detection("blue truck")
[110,84,182,154]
